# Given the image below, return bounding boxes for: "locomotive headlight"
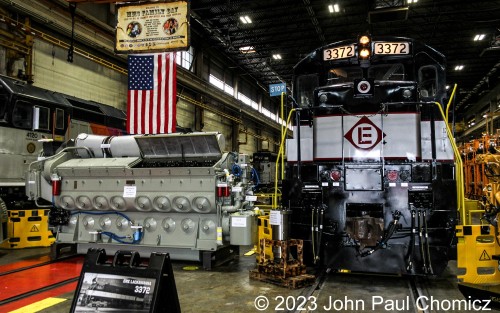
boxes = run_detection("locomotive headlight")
[357,34,372,67]
[359,35,370,45]
[359,48,370,58]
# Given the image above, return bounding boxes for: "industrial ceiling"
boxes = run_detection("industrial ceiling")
[188,0,500,120]
[6,0,500,121]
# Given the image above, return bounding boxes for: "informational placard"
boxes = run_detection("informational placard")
[231,217,247,228]
[123,185,137,198]
[70,249,181,313]
[245,195,257,202]
[116,1,189,53]
[269,210,281,226]
[73,273,156,312]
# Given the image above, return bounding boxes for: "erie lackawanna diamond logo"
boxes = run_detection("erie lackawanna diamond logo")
[344,116,386,151]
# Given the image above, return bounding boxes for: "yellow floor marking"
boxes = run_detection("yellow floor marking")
[244,248,256,256]
[8,297,67,313]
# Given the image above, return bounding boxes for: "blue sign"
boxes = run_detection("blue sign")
[269,83,286,96]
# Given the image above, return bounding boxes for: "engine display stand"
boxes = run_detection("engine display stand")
[249,239,315,289]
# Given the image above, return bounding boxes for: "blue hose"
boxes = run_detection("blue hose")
[232,164,242,177]
[72,211,141,244]
[251,167,260,187]
[101,230,143,244]
[70,210,132,223]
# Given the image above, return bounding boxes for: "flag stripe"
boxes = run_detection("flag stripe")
[152,54,159,134]
[169,55,176,133]
[163,54,168,133]
[127,90,133,134]
[127,53,176,135]
[166,55,170,134]
[158,53,164,134]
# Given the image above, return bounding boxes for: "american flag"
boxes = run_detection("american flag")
[127,53,176,134]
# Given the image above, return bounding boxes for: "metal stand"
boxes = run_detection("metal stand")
[250,239,315,289]
[202,245,239,270]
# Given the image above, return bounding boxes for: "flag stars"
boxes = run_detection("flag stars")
[128,55,154,90]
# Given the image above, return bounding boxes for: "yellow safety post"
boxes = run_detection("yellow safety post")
[457,225,500,284]
[0,209,55,249]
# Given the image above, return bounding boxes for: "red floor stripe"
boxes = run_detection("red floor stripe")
[0,255,52,273]
[0,281,77,312]
[0,259,83,301]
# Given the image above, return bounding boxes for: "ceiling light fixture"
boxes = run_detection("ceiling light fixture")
[408,0,418,4]
[328,4,340,13]
[239,46,255,53]
[474,34,485,41]
[455,65,464,71]
[239,15,252,24]
[272,54,282,60]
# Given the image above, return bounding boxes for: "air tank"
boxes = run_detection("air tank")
[74,133,140,158]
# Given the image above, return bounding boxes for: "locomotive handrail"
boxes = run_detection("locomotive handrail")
[445,84,458,123]
[274,107,297,209]
[434,84,465,224]
[280,92,286,183]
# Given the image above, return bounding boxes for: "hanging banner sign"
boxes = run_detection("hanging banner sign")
[115,1,190,53]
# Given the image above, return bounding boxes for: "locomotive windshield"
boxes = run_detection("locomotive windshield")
[12,100,33,129]
[327,67,362,84]
[296,74,318,108]
[327,63,406,84]
[418,65,438,97]
[368,63,405,81]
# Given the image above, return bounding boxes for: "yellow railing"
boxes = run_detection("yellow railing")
[273,93,295,208]
[434,84,465,223]
[253,193,281,212]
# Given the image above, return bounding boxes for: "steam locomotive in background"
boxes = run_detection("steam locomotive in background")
[284,35,458,275]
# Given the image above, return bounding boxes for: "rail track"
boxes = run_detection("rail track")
[0,254,79,277]
[287,268,472,313]
[0,255,82,307]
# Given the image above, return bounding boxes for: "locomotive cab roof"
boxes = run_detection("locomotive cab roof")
[0,74,72,108]
[0,74,126,124]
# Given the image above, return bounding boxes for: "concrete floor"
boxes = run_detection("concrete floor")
[0,247,490,313]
